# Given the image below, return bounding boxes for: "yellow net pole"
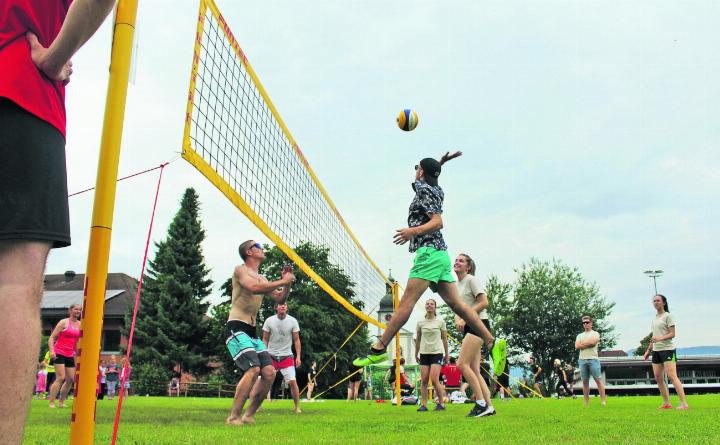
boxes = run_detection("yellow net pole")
[69,1,137,443]
[393,282,401,406]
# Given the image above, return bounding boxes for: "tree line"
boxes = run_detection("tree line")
[125,188,617,396]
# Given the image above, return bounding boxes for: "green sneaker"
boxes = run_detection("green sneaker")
[353,350,389,367]
[491,338,507,376]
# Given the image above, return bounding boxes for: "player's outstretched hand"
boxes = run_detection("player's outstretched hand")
[439,150,462,165]
[281,264,295,283]
[26,32,73,85]
[393,227,415,245]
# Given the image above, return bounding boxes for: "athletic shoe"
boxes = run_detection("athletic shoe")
[491,338,507,376]
[417,405,428,412]
[658,404,672,409]
[353,350,389,367]
[484,406,496,416]
[433,404,446,411]
[467,402,488,417]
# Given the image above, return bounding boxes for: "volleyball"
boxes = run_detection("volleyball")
[397,109,419,131]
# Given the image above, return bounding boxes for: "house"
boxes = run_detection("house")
[42,271,138,362]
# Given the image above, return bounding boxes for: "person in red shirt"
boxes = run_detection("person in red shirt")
[441,356,462,389]
[0,1,115,443]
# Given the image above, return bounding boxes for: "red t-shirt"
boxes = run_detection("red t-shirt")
[0,0,72,137]
[441,364,461,387]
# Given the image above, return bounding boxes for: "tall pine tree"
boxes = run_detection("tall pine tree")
[125,188,213,375]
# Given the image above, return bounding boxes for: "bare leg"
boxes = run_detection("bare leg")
[242,365,276,424]
[226,367,260,425]
[664,361,688,407]
[474,354,493,406]
[58,367,76,406]
[437,282,494,346]
[652,363,671,406]
[306,383,314,400]
[582,379,590,405]
[594,377,606,406]
[419,365,430,407]
[289,380,301,413]
[0,240,51,445]
[373,278,430,349]
[429,365,446,405]
[48,364,66,407]
[458,335,486,405]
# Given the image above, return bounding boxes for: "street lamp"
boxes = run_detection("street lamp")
[643,269,664,295]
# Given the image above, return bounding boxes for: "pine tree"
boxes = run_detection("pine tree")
[125,188,213,375]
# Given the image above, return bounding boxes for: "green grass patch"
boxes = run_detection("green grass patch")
[24,394,720,444]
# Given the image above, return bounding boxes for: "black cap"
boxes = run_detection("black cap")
[419,158,441,186]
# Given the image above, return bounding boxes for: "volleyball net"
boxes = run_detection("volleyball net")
[182,0,389,328]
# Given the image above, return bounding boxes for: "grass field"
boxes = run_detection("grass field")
[23,394,720,444]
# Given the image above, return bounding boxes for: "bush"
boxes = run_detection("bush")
[133,363,172,396]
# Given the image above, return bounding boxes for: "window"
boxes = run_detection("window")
[102,331,121,353]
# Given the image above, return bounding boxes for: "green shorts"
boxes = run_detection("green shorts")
[409,247,455,292]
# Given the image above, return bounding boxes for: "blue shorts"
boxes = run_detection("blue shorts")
[578,359,602,381]
[225,320,271,372]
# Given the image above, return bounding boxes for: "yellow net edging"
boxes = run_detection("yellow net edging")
[182,0,389,328]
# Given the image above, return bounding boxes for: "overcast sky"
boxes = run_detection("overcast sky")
[47,1,719,351]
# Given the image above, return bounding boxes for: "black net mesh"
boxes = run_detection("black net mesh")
[185,7,388,320]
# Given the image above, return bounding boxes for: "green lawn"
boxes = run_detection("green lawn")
[24,394,719,444]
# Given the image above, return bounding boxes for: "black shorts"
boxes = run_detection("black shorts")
[497,371,510,388]
[652,350,677,364]
[0,99,70,248]
[419,353,444,367]
[463,318,490,340]
[51,354,75,368]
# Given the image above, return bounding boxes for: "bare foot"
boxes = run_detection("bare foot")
[226,417,244,426]
[676,404,689,410]
[58,403,66,408]
[240,415,255,425]
[49,404,56,409]
[295,409,302,414]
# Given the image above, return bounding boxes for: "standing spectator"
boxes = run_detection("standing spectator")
[495,360,510,401]
[262,302,302,414]
[363,367,373,400]
[0,1,117,442]
[529,357,543,397]
[34,363,47,400]
[120,358,131,398]
[415,298,448,412]
[643,295,689,410]
[575,315,607,406]
[306,361,318,401]
[47,304,82,408]
[347,366,362,401]
[43,351,56,400]
[105,355,120,400]
[97,359,107,400]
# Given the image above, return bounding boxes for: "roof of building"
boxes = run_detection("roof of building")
[599,349,629,358]
[42,272,138,318]
[600,355,720,367]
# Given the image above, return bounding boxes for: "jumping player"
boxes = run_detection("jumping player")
[354,152,495,377]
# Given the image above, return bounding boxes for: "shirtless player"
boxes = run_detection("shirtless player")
[225,240,294,425]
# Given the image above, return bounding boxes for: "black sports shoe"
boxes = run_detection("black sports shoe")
[467,403,488,417]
